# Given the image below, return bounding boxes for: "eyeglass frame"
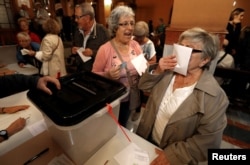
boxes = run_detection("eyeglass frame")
[118,21,135,27]
[75,14,88,20]
[191,48,203,53]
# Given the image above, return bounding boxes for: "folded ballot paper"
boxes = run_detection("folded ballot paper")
[131,54,148,76]
[77,47,91,62]
[114,142,150,165]
[163,44,192,76]
[21,48,30,55]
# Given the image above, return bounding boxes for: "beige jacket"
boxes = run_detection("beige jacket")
[35,34,67,77]
[136,68,229,164]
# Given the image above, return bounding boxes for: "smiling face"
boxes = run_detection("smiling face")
[180,39,210,73]
[115,15,135,44]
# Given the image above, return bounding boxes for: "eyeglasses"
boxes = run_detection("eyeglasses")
[192,48,203,53]
[118,21,135,27]
[75,14,88,20]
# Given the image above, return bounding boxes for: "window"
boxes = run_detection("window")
[0,0,15,29]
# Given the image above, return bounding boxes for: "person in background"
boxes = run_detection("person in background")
[133,21,157,64]
[223,8,245,67]
[28,18,67,77]
[148,20,154,38]
[34,2,49,39]
[136,27,229,164]
[155,18,166,48]
[71,2,110,72]
[132,20,157,121]
[16,32,41,70]
[92,6,142,127]
[0,74,61,142]
[17,17,41,43]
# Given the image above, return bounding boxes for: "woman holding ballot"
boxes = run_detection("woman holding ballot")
[136,27,229,165]
[92,6,143,127]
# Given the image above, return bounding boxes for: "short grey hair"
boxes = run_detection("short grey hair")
[16,32,31,41]
[178,27,219,69]
[75,2,95,20]
[108,6,135,37]
[134,21,149,37]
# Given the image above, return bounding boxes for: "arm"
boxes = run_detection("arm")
[16,46,26,66]
[35,37,55,61]
[0,118,26,143]
[0,74,60,98]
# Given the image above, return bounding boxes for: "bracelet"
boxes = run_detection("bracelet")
[0,107,5,114]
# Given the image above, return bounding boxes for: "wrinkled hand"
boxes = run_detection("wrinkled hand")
[156,55,177,73]
[27,50,36,56]
[82,48,93,57]
[108,66,120,80]
[151,148,170,165]
[3,105,30,114]
[7,117,26,137]
[37,76,61,95]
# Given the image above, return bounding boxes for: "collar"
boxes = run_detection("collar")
[79,21,96,38]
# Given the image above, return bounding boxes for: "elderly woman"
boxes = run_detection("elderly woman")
[136,27,229,164]
[133,21,157,64]
[92,6,142,127]
[16,32,41,69]
[17,17,41,43]
[32,18,67,77]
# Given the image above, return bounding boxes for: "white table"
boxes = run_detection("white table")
[0,90,159,164]
[85,128,158,165]
[0,91,45,155]
[6,63,39,75]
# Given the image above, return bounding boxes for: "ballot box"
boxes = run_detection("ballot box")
[27,71,127,165]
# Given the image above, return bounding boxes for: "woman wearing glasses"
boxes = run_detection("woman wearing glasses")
[92,6,142,127]
[136,27,229,164]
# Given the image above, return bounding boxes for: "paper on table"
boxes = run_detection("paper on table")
[131,54,148,76]
[48,153,75,165]
[172,44,192,76]
[27,119,47,136]
[21,48,30,55]
[114,142,150,165]
[77,47,91,62]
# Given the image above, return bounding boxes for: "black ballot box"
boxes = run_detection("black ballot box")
[27,71,127,165]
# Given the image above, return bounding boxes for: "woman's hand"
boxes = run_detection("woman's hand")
[156,55,177,73]
[108,66,121,80]
[150,148,170,165]
[2,105,30,114]
[27,50,36,56]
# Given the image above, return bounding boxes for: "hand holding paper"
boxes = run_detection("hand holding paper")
[21,48,31,55]
[163,44,192,75]
[77,47,91,62]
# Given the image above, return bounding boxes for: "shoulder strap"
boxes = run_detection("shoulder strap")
[52,36,60,55]
[217,52,228,64]
[110,40,134,86]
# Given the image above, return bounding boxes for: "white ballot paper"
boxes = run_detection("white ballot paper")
[77,47,91,62]
[172,44,192,76]
[114,142,150,165]
[21,48,30,55]
[131,53,148,76]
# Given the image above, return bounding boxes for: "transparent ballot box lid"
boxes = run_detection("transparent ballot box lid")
[27,71,127,126]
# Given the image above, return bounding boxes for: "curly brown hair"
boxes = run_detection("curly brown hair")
[42,18,61,34]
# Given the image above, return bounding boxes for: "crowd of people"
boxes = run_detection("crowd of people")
[3,2,250,164]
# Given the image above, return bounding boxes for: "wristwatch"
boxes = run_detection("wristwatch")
[0,130,8,140]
